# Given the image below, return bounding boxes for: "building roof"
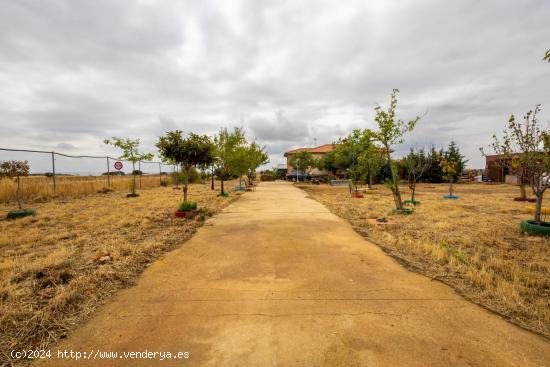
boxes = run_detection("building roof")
[284,144,335,157]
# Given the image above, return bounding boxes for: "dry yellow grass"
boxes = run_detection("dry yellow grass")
[0,175,168,203]
[299,183,550,337]
[0,181,240,365]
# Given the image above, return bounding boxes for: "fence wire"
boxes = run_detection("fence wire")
[0,147,177,202]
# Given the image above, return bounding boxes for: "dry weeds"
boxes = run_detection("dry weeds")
[0,175,168,203]
[299,183,550,337]
[0,181,240,365]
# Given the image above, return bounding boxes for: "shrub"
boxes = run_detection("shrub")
[175,167,201,184]
[178,201,197,212]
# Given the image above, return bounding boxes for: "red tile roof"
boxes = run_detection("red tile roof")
[284,144,335,157]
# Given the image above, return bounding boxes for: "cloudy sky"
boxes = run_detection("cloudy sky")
[0,0,549,173]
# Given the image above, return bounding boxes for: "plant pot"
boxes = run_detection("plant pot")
[7,208,36,219]
[404,200,421,205]
[127,193,140,198]
[393,208,414,215]
[520,220,550,236]
[514,197,536,203]
[351,193,364,198]
[443,195,459,199]
[175,209,198,218]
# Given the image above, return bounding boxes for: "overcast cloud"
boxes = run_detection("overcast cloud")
[0,0,549,172]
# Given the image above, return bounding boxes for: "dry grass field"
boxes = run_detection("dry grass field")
[299,183,550,337]
[0,181,239,365]
[0,175,168,203]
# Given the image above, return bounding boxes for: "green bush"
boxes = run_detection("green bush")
[178,201,197,212]
[175,167,201,184]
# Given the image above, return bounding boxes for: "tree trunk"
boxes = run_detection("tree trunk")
[221,179,225,195]
[386,149,402,210]
[183,166,189,202]
[16,176,22,210]
[132,162,136,195]
[411,182,416,202]
[211,166,214,190]
[519,184,527,199]
[449,181,454,196]
[368,172,373,189]
[534,192,543,224]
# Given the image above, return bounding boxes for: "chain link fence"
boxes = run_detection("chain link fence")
[0,147,177,203]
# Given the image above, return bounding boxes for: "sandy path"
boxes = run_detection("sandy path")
[36,182,549,366]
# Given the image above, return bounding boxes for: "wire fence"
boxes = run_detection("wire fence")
[0,147,178,203]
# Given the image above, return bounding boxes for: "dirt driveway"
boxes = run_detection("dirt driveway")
[36,182,549,366]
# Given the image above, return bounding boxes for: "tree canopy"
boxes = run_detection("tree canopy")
[156,130,215,202]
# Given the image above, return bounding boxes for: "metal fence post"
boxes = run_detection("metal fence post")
[106,157,111,188]
[138,161,142,188]
[51,152,56,195]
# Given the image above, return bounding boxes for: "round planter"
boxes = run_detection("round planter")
[127,193,140,198]
[520,220,550,236]
[443,195,459,199]
[514,197,536,202]
[7,208,36,219]
[404,200,421,206]
[393,207,414,215]
[175,209,198,218]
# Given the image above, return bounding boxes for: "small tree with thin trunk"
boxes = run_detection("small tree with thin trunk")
[403,148,431,202]
[439,141,467,197]
[370,89,419,210]
[156,131,215,202]
[359,145,386,189]
[245,142,269,184]
[0,160,30,209]
[485,105,550,224]
[290,151,315,182]
[214,127,246,196]
[439,156,460,197]
[104,137,153,196]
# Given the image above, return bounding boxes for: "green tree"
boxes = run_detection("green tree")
[156,131,215,202]
[290,151,315,181]
[0,160,30,209]
[214,127,246,196]
[424,146,444,183]
[104,137,153,196]
[359,144,386,189]
[403,148,431,202]
[484,105,550,224]
[244,142,269,184]
[544,50,550,62]
[335,130,368,191]
[316,150,339,175]
[439,142,467,197]
[370,89,420,210]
